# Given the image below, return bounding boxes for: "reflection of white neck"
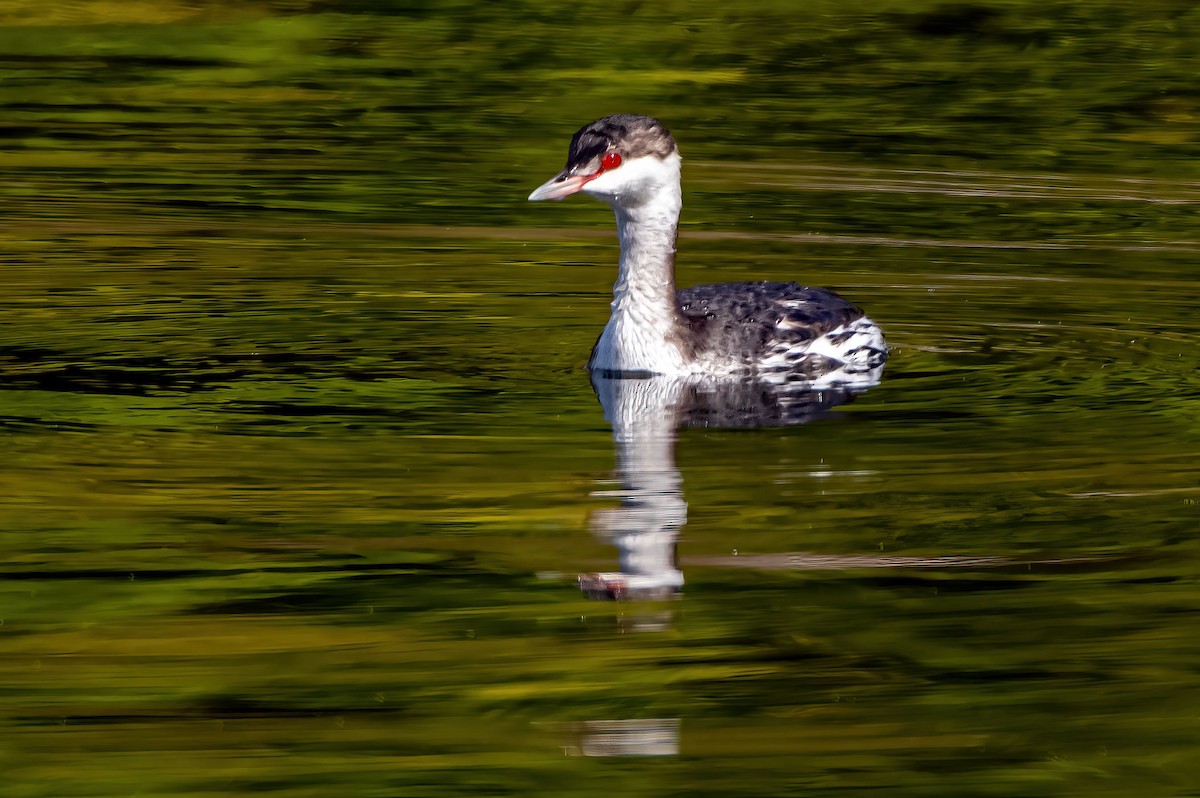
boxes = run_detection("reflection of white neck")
[589,154,687,375]
[588,376,688,594]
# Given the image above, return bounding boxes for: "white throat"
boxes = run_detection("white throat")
[588,153,688,375]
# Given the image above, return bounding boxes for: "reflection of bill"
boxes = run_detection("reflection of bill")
[582,374,872,601]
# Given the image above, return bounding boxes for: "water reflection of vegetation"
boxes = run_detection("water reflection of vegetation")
[2,1,1199,230]
[3,1,1200,796]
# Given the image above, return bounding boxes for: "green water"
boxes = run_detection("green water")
[3,1,1200,795]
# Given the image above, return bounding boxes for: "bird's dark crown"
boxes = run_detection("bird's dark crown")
[565,114,678,173]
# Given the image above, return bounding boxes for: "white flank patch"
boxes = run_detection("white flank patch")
[758,315,886,387]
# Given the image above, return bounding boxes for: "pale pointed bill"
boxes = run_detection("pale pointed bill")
[528,171,589,201]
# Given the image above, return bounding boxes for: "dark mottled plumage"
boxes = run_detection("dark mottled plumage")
[677,281,878,378]
[566,114,677,174]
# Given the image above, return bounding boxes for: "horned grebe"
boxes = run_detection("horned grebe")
[529,114,887,386]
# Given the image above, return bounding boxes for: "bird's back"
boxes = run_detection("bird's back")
[677,281,886,382]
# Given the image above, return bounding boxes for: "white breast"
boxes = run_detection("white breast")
[590,306,688,375]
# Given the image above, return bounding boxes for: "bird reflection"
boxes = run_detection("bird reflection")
[580,372,879,602]
[567,373,878,758]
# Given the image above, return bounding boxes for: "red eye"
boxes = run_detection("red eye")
[601,152,622,170]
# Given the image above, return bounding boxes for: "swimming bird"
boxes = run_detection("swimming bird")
[529,114,887,386]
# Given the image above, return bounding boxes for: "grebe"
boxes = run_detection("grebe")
[529,114,887,385]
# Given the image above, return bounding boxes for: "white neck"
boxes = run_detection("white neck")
[589,153,688,375]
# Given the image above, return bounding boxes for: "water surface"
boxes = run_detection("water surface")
[3,2,1200,796]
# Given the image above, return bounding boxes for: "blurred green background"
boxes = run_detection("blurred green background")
[2,1,1200,796]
